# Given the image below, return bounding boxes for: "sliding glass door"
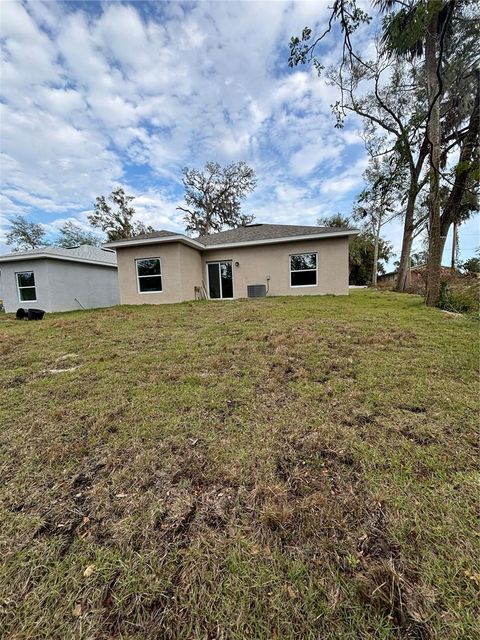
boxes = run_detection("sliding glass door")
[207,261,233,299]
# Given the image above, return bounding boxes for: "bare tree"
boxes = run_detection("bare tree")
[6,215,48,251]
[378,0,477,303]
[57,221,101,247]
[88,188,154,242]
[177,161,256,235]
[354,154,403,285]
[289,0,479,305]
[290,26,431,293]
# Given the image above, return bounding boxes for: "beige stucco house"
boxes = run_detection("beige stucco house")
[105,224,358,304]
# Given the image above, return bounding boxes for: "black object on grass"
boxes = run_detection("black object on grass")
[27,309,45,321]
[16,308,45,321]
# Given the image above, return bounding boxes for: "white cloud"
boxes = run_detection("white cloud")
[290,142,342,178]
[320,157,369,198]
[0,0,369,254]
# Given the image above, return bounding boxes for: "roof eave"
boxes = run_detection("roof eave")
[0,253,117,267]
[104,229,359,251]
[103,235,205,250]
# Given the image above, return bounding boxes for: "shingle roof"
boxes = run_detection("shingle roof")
[0,244,117,265]
[105,230,178,244]
[195,224,355,246]
[103,223,358,250]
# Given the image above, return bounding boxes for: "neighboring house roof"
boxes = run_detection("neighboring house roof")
[379,264,453,280]
[0,245,118,267]
[104,223,359,250]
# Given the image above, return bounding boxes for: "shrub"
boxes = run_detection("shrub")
[439,280,479,318]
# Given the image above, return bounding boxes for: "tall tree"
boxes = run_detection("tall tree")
[439,68,479,259]
[424,5,442,304]
[290,0,479,304]
[380,0,456,304]
[57,221,101,248]
[317,213,392,284]
[177,161,256,235]
[290,16,430,293]
[354,154,402,285]
[350,228,393,284]
[379,0,478,302]
[6,215,48,251]
[88,188,154,242]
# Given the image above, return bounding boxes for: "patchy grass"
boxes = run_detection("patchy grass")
[0,290,478,639]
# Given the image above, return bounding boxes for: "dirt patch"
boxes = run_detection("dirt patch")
[400,426,436,446]
[266,434,435,638]
[4,374,29,388]
[254,433,366,555]
[398,404,427,414]
[155,483,238,547]
[0,334,23,356]
[360,329,418,348]
[355,503,433,639]
[23,459,110,555]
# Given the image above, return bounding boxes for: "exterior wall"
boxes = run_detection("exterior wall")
[44,260,119,311]
[178,243,204,300]
[0,260,51,313]
[114,237,350,305]
[115,242,203,305]
[0,259,119,313]
[202,237,350,298]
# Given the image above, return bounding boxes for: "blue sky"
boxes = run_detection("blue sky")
[0,0,478,266]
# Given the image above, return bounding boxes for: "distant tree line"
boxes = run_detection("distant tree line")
[6,161,257,251]
[6,187,157,251]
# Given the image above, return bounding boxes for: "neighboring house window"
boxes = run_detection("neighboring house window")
[16,271,37,301]
[290,253,317,287]
[136,258,162,293]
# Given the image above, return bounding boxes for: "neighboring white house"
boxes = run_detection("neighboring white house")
[0,245,119,313]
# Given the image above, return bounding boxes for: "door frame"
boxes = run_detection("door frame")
[206,260,234,299]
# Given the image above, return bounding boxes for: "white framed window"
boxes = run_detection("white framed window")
[290,253,317,287]
[16,271,37,302]
[136,258,162,293]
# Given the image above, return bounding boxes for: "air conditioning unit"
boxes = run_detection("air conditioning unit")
[247,284,267,298]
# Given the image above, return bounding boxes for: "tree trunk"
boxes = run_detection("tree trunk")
[395,136,429,293]
[372,216,381,286]
[450,221,457,271]
[395,188,417,291]
[425,13,442,307]
[438,70,480,259]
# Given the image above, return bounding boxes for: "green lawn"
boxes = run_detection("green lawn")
[0,291,478,639]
